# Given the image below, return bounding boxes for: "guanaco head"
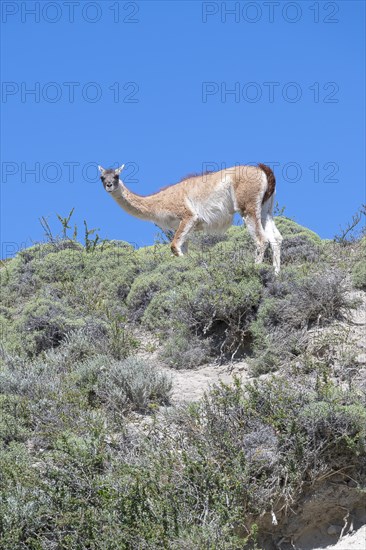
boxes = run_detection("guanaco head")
[98,164,124,193]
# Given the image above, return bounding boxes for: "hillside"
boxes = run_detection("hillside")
[0,217,365,549]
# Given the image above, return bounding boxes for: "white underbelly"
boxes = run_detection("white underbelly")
[201,214,234,233]
[186,182,236,233]
[156,214,180,232]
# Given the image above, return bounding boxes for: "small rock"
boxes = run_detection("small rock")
[327,525,340,535]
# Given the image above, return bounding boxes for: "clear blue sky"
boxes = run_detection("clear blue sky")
[1,0,365,257]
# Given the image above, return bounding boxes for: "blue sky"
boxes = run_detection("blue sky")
[1,0,365,257]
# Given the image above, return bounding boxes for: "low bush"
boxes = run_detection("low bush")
[352,261,366,290]
[139,261,262,361]
[32,247,85,284]
[3,373,364,549]
[275,217,322,244]
[93,356,172,414]
[81,242,138,303]
[159,329,212,369]
[352,237,366,290]
[42,324,109,369]
[250,267,355,373]
[281,233,322,264]
[71,355,172,417]
[16,294,85,356]
[139,375,365,546]
[0,353,171,425]
[126,272,171,322]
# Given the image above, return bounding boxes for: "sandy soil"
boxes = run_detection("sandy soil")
[166,360,252,403]
[312,525,366,550]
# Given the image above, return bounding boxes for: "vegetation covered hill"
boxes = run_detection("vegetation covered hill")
[0,215,365,549]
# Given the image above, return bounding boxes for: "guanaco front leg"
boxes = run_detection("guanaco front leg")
[171,217,196,256]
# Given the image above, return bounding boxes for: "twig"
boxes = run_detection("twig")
[313,466,353,485]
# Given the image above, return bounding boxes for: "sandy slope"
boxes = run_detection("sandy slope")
[156,291,366,550]
[165,292,366,405]
[167,361,252,403]
[312,525,366,550]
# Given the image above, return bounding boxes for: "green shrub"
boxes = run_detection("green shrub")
[250,267,355,372]
[0,372,364,548]
[16,294,85,356]
[42,324,109,370]
[281,234,322,264]
[0,242,142,358]
[126,272,171,322]
[141,262,262,360]
[0,424,126,550]
[270,218,323,266]
[116,375,365,547]
[275,217,322,244]
[160,329,211,369]
[352,261,366,290]
[4,256,40,301]
[352,237,366,290]
[19,240,83,262]
[82,243,138,303]
[126,257,193,322]
[74,355,172,416]
[0,395,31,444]
[98,356,172,414]
[32,247,85,284]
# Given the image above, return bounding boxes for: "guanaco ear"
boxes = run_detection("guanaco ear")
[115,164,125,175]
[98,165,105,174]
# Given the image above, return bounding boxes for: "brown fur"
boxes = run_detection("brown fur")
[258,163,276,203]
[149,170,215,196]
[179,170,214,182]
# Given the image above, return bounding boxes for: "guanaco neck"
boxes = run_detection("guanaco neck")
[111,181,159,222]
